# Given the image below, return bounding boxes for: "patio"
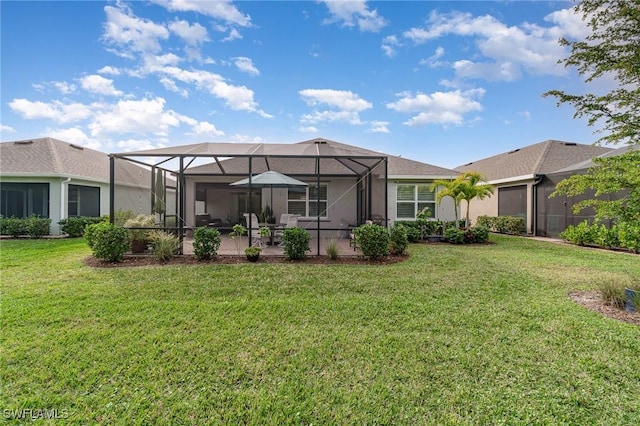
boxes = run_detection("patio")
[182,232,359,256]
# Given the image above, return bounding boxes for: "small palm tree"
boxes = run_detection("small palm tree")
[430,179,465,226]
[458,172,494,227]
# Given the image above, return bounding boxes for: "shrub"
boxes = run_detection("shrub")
[149,230,180,262]
[124,214,156,243]
[193,227,222,260]
[560,220,596,246]
[281,227,311,260]
[84,222,129,262]
[389,223,409,255]
[469,225,489,243]
[618,220,640,253]
[444,227,465,244]
[354,223,389,260]
[0,216,27,237]
[477,215,525,234]
[113,210,136,226]
[229,224,247,255]
[594,223,619,249]
[326,238,339,260]
[25,216,51,238]
[395,221,421,242]
[58,216,104,237]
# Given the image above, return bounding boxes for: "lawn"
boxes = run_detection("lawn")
[1,235,639,424]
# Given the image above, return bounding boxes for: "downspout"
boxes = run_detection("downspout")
[532,174,544,236]
[60,177,71,223]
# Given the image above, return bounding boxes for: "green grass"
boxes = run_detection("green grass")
[1,235,639,424]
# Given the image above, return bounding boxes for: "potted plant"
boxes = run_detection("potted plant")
[245,246,261,262]
[229,223,247,255]
[261,204,276,224]
[124,214,155,253]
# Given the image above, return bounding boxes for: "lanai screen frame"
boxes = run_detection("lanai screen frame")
[109,141,389,255]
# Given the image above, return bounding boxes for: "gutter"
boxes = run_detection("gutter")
[531,174,544,236]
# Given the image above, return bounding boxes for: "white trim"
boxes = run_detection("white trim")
[386,174,458,180]
[487,174,536,185]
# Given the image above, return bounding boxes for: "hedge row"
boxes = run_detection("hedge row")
[0,215,51,238]
[476,215,526,235]
[560,220,640,253]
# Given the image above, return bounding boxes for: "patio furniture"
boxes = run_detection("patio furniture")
[274,214,299,245]
[243,213,264,247]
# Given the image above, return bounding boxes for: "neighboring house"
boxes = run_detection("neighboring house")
[0,137,155,235]
[533,145,638,237]
[111,138,460,239]
[455,140,613,235]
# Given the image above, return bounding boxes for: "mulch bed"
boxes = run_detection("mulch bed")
[568,291,640,325]
[84,253,408,268]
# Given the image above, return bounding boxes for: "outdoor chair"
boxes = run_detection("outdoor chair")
[243,213,264,247]
[274,214,299,245]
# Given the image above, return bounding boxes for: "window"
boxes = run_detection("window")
[288,184,328,218]
[396,184,436,219]
[0,183,49,218]
[68,185,100,217]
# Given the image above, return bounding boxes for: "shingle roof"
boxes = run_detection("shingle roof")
[170,138,458,178]
[454,140,613,181]
[0,137,150,186]
[551,144,640,174]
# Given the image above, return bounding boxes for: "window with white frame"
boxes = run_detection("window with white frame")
[396,184,436,219]
[288,184,328,218]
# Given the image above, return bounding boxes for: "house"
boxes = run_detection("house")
[111,138,460,246]
[532,145,638,237]
[0,137,156,235]
[455,140,613,235]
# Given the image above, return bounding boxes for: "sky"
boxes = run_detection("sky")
[0,0,610,169]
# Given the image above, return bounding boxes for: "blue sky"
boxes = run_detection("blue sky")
[1,0,606,169]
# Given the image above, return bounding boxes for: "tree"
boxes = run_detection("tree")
[550,150,640,223]
[458,172,495,227]
[543,0,640,146]
[430,178,465,226]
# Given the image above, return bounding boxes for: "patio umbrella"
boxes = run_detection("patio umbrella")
[230,171,308,213]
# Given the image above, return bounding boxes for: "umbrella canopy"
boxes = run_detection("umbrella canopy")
[229,171,308,188]
[230,171,308,217]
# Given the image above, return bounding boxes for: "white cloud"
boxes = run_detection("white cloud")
[381,35,400,58]
[116,138,167,152]
[44,127,102,150]
[299,89,372,112]
[9,99,93,124]
[386,88,485,126]
[98,65,121,76]
[221,27,242,42]
[32,81,77,94]
[80,74,123,96]
[188,121,225,138]
[299,126,319,133]
[299,89,372,126]
[233,57,260,76]
[154,0,251,27]
[319,0,387,32]
[1,124,16,133]
[159,77,189,97]
[102,4,169,55]
[156,66,271,117]
[419,47,446,68]
[168,19,209,45]
[301,110,363,125]
[367,121,390,134]
[89,97,183,137]
[401,9,584,81]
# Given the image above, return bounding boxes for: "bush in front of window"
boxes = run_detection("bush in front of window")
[84,222,130,262]
[59,216,106,237]
[281,227,311,260]
[389,223,409,255]
[354,223,389,260]
[0,215,51,238]
[193,226,222,260]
